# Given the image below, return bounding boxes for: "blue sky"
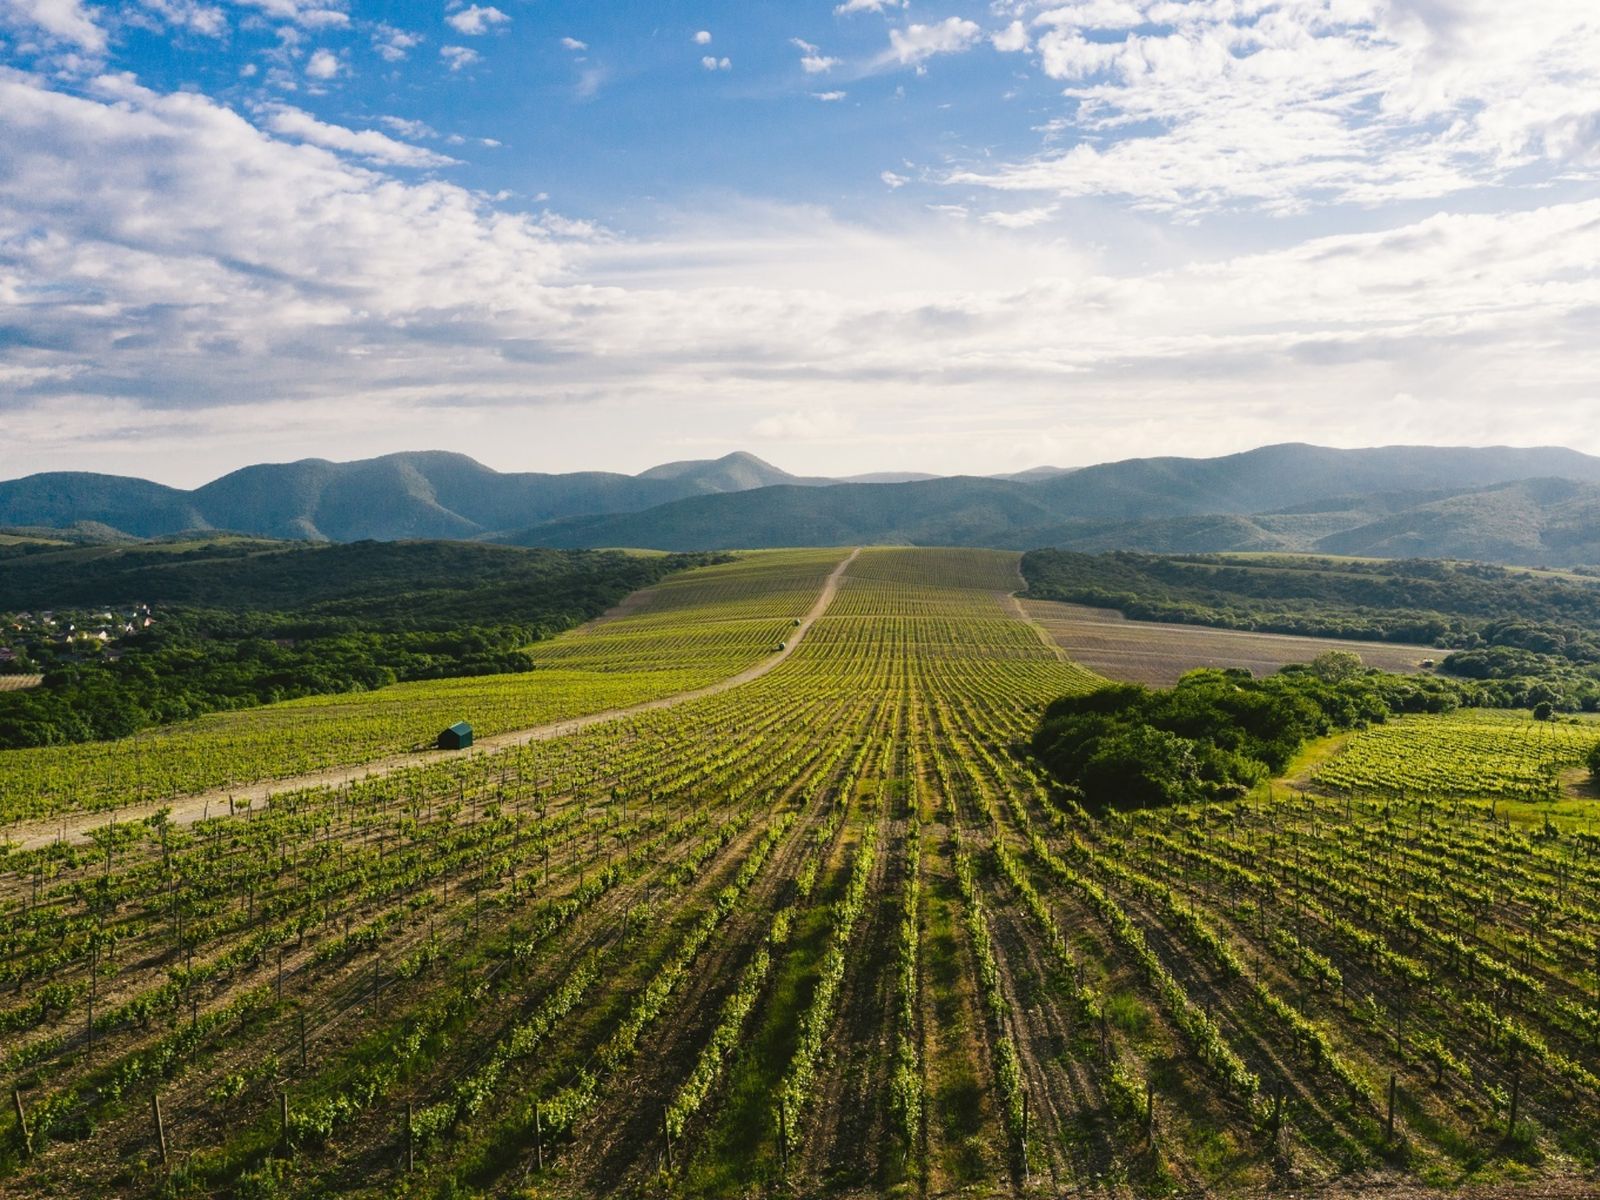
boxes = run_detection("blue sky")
[3,1,1600,485]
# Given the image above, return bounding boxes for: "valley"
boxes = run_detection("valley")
[2,548,1595,1200]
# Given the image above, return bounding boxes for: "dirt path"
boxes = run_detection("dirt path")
[1005,590,1073,665]
[6,548,861,853]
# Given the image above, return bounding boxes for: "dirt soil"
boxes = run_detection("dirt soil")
[1021,600,1437,687]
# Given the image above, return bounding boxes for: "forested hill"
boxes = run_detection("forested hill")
[0,539,716,748]
[0,450,817,541]
[12,443,1600,566]
[502,445,1600,565]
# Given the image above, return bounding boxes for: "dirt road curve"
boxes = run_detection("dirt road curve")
[6,548,861,852]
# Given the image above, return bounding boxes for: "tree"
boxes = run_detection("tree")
[1532,701,1554,722]
[1587,739,1600,785]
[1310,650,1364,683]
[1080,725,1201,809]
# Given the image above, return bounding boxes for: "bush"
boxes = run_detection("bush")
[1033,666,1473,811]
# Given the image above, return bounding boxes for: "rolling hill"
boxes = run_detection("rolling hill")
[503,445,1600,565]
[0,450,827,542]
[8,443,1600,566]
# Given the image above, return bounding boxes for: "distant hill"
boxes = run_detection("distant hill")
[0,451,824,542]
[503,444,1600,566]
[504,477,1067,551]
[9,443,1600,566]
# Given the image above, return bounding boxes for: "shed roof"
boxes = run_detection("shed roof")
[446,721,472,735]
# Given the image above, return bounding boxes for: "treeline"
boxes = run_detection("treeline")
[1031,659,1481,811]
[0,540,721,748]
[1022,549,1600,711]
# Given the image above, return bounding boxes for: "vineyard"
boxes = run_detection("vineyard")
[1,548,1597,1199]
[0,549,846,825]
[1314,710,1599,803]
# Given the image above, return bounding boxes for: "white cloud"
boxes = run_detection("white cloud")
[445,5,508,36]
[693,30,711,45]
[812,90,847,102]
[378,114,438,139]
[752,407,855,440]
[955,0,1600,215]
[880,18,982,67]
[980,205,1056,228]
[791,37,840,74]
[835,0,903,14]
[304,48,341,79]
[139,0,227,37]
[990,20,1029,53]
[8,62,1600,481]
[560,36,587,51]
[701,56,731,71]
[262,105,458,167]
[373,24,422,63]
[3,0,107,53]
[231,0,348,30]
[881,169,908,188]
[440,44,479,71]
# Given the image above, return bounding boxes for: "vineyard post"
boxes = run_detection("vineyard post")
[1146,1080,1155,1138]
[1507,1067,1521,1140]
[13,1088,31,1160]
[778,1096,788,1174]
[276,946,284,1004]
[299,1011,307,1072]
[661,1106,674,1173]
[1386,1073,1396,1141]
[280,1090,290,1156]
[1021,1089,1031,1184]
[405,1102,414,1173]
[86,940,96,1056]
[534,1102,544,1172]
[152,1091,168,1168]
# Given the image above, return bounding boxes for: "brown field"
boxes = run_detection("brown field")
[1021,598,1437,686]
[0,674,43,691]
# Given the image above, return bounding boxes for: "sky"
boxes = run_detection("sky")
[2,1,1600,486]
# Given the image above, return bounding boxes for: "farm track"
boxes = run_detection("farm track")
[4,548,860,852]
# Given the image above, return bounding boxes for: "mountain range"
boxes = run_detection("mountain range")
[7,444,1600,567]
[0,451,814,542]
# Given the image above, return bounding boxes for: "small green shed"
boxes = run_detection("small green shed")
[438,721,473,750]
